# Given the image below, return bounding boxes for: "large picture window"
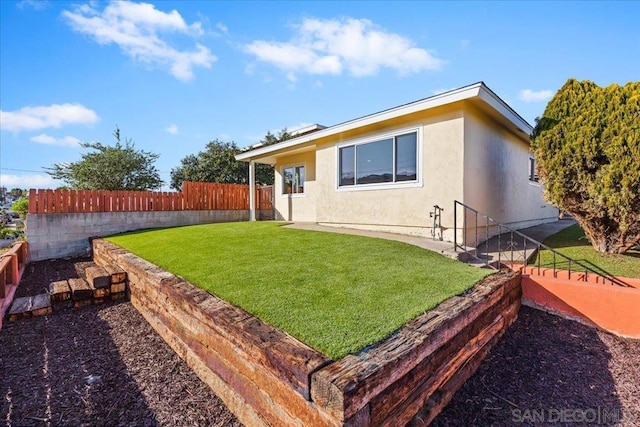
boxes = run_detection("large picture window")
[283,165,305,194]
[339,131,418,187]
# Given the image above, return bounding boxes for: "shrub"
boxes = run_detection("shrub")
[11,198,28,219]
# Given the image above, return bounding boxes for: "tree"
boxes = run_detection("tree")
[170,128,292,190]
[170,139,246,189]
[46,127,163,191]
[9,188,27,200]
[531,79,640,254]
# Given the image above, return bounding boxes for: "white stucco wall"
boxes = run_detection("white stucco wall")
[461,106,558,245]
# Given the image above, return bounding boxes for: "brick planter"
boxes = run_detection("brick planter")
[93,239,521,426]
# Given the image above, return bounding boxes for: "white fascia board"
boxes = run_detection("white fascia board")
[476,86,534,135]
[236,83,484,162]
[236,82,532,161]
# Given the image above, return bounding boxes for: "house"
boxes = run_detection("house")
[236,82,558,245]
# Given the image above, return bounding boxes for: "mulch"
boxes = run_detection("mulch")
[1,258,241,427]
[2,258,639,426]
[432,306,640,426]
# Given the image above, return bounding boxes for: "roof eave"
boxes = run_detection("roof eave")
[235,82,533,162]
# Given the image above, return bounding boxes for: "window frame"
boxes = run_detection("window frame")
[335,126,423,192]
[528,156,540,184]
[281,162,307,197]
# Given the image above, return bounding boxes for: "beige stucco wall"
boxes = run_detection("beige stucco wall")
[274,151,317,222]
[268,101,557,246]
[461,105,558,245]
[313,109,466,239]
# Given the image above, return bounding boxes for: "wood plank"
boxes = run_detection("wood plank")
[408,318,509,426]
[8,296,32,321]
[77,190,85,212]
[0,255,10,285]
[31,293,52,316]
[28,189,37,214]
[46,189,55,213]
[60,189,69,213]
[49,280,71,302]
[86,266,110,289]
[37,189,45,213]
[69,190,77,213]
[95,190,105,213]
[0,270,5,299]
[110,282,126,294]
[88,280,110,299]
[103,264,127,284]
[369,296,514,423]
[379,314,505,426]
[68,277,92,300]
[142,191,148,211]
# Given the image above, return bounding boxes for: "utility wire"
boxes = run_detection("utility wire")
[0,167,46,173]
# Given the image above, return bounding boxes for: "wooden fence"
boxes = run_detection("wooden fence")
[28,182,274,214]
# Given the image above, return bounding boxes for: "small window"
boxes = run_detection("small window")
[529,157,539,182]
[338,131,418,188]
[283,165,305,194]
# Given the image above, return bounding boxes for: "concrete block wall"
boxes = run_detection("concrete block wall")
[26,210,248,261]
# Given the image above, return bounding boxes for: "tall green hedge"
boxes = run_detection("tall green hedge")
[532,79,639,254]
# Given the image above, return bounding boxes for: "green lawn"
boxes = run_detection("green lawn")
[107,222,490,359]
[535,224,640,279]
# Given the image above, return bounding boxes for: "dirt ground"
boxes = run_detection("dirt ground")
[2,258,639,426]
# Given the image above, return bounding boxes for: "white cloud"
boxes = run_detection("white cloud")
[1,174,58,189]
[30,133,82,147]
[166,124,178,134]
[0,103,98,132]
[519,89,554,103]
[245,17,444,79]
[62,1,216,81]
[16,0,50,11]
[216,23,228,34]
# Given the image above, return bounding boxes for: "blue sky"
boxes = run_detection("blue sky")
[1,0,638,190]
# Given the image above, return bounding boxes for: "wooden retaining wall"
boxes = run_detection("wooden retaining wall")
[93,238,521,426]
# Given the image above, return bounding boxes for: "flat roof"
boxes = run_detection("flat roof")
[236,82,533,162]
